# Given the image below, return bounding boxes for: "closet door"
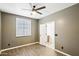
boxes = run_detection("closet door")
[40,24,47,46]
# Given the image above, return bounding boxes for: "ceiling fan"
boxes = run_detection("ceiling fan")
[22,3,46,15]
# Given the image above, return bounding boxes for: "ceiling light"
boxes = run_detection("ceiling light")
[31,11,36,15]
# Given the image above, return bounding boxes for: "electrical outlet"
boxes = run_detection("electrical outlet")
[61,46,64,49]
[8,44,10,46]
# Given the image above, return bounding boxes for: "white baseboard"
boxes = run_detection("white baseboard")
[0,42,39,53]
[54,49,71,56]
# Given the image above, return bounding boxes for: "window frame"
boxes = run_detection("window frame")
[16,17,31,37]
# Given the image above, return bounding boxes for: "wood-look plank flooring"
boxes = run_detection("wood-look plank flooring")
[0,44,65,56]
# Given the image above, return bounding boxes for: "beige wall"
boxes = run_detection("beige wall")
[0,12,1,50]
[1,13,39,49]
[39,4,79,55]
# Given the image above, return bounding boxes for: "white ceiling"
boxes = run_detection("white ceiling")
[0,3,76,19]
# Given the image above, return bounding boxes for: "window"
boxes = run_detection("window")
[16,18,31,37]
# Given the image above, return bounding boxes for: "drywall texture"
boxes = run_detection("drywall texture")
[0,12,1,50]
[1,13,39,49]
[39,4,79,56]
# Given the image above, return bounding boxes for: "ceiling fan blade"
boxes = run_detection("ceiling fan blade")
[22,9,32,11]
[35,6,46,10]
[36,11,42,14]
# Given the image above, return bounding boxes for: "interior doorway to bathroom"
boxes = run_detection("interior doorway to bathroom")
[40,21,55,49]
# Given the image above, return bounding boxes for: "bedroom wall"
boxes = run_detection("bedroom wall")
[1,12,39,49]
[39,4,79,55]
[0,12,1,50]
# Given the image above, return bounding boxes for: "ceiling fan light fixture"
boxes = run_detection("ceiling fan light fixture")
[31,11,36,15]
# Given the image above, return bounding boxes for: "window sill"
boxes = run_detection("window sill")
[16,35,31,38]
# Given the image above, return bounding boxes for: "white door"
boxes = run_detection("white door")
[40,24,47,46]
[40,21,55,49]
[47,22,55,49]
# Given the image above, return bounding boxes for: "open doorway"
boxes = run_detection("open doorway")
[40,21,55,49]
